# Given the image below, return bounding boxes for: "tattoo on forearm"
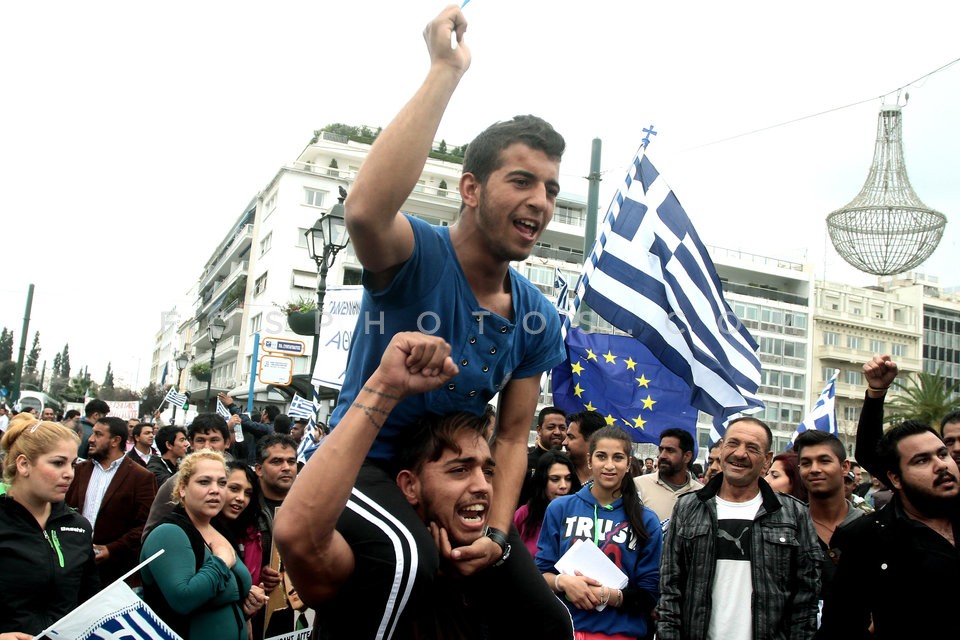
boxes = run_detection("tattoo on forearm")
[352,402,389,430]
[361,385,401,401]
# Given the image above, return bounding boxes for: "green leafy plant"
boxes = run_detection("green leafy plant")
[278,296,318,316]
[190,362,211,382]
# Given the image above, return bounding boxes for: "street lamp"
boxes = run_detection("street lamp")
[305,186,350,376]
[171,350,190,425]
[206,314,227,411]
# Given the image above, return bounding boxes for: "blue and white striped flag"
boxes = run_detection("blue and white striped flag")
[39,551,182,639]
[288,393,317,420]
[787,372,838,449]
[216,397,231,420]
[554,267,570,314]
[296,387,325,463]
[572,146,763,445]
[164,388,189,410]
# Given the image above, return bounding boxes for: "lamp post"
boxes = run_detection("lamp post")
[305,186,350,378]
[205,314,227,411]
[171,350,190,425]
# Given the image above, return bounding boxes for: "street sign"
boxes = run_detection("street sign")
[261,336,306,356]
[258,354,294,386]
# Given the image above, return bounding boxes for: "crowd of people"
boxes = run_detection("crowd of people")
[2,5,959,640]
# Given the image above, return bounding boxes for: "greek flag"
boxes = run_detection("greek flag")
[296,387,324,463]
[164,388,188,410]
[572,146,763,444]
[39,551,181,639]
[787,372,838,449]
[216,397,231,420]
[288,393,317,420]
[555,267,569,314]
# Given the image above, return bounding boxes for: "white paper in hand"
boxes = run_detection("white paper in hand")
[554,539,629,611]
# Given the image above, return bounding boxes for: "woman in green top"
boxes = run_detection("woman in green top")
[140,450,266,639]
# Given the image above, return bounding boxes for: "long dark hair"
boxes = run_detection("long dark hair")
[519,451,581,539]
[589,426,651,545]
[769,451,808,502]
[218,460,261,541]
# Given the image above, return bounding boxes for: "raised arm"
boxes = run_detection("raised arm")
[345,4,471,285]
[856,354,898,483]
[273,332,458,605]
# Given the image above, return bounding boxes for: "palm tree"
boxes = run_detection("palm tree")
[885,370,960,429]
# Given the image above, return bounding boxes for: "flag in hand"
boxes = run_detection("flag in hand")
[552,327,698,445]
[787,372,838,450]
[216,397,231,420]
[164,388,189,410]
[37,576,182,639]
[574,147,763,444]
[288,393,318,420]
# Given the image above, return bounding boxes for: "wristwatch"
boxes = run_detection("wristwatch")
[485,526,511,567]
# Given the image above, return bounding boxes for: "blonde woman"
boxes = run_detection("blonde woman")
[0,418,98,639]
[140,450,266,639]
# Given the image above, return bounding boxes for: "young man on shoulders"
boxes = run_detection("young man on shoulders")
[280,6,569,639]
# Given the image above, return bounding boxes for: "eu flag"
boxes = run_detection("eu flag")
[552,327,698,446]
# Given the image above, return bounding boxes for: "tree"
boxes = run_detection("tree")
[886,370,960,429]
[52,352,62,378]
[438,139,447,154]
[0,329,12,362]
[60,344,71,379]
[99,385,139,401]
[102,362,115,389]
[24,331,40,375]
[0,360,15,390]
[140,382,167,416]
[63,374,96,403]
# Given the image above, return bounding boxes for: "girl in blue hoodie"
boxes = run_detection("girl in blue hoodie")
[537,425,662,640]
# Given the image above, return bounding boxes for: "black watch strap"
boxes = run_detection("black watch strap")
[485,526,508,552]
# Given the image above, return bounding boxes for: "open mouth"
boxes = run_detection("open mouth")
[458,503,487,526]
[514,219,539,241]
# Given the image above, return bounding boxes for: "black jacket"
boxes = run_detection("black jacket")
[0,493,99,634]
[819,495,960,639]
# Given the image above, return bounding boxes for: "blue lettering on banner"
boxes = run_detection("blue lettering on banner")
[324,330,352,351]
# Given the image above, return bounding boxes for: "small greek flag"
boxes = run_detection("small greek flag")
[288,393,317,420]
[787,372,838,450]
[164,388,189,410]
[216,397,231,420]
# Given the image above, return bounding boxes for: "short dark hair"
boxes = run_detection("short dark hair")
[64,409,81,420]
[132,422,154,439]
[537,406,566,427]
[256,433,298,464]
[187,414,229,443]
[877,419,939,482]
[96,416,128,443]
[567,410,606,442]
[395,412,490,475]
[273,414,292,435]
[262,405,280,423]
[940,410,960,435]
[660,428,696,455]
[794,430,846,463]
[462,115,565,187]
[726,416,773,451]
[84,399,110,418]
[155,425,187,454]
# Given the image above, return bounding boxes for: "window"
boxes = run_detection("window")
[843,405,859,421]
[250,313,262,333]
[304,188,326,207]
[823,331,840,346]
[869,339,885,354]
[291,270,316,290]
[846,335,862,350]
[845,370,862,386]
[523,265,554,288]
[296,228,308,249]
[783,341,806,359]
[343,268,362,286]
[891,343,908,357]
[254,273,268,296]
[259,232,272,256]
[822,367,839,382]
[264,192,277,211]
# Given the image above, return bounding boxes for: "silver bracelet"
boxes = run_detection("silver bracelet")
[554,574,563,593]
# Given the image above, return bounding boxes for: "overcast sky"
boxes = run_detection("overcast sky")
[2,1,957,390]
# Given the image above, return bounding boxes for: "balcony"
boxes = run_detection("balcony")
[199,224,253,290]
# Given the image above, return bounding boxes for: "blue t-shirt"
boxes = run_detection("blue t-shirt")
[330,215,565,459]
